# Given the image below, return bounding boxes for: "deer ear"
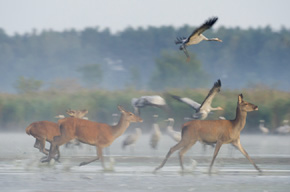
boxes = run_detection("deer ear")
[238,94,243,103]
[117,105,125,113]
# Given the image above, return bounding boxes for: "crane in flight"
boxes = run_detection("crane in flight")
[175,17,222,61]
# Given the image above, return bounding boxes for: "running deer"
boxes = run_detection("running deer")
[155,94,261,173]
[25,109,88,160]
[41,106,143,168]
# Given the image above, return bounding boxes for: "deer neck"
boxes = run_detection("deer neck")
[233,106,248,132]
[111,114,130,138]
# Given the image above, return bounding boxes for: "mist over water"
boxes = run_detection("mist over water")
[0,132,289,191]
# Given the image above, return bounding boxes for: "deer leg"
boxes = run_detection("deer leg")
[232,139,262,172]
[41,141,59,163]
[41,135,65,163]
[55,145,60,161]
[48,144,60,162]
[34,139,41,149]
[39,138,49,156]
[79,146,101,166]
[154,141,185,172]
[179,142,195,170]
[97,147,106,169]
[209,141,223,173]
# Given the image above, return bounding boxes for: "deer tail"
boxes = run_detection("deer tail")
[25,124,32,135]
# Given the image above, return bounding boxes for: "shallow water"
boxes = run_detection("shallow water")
[0,133,290,192]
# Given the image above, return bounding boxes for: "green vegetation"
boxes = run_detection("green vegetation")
[0,26,289,92]
[14,76,43,94]
[0,26,289,133]
[0,88,288,133]
[149,51,209,90]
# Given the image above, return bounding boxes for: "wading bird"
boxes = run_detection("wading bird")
[175,17,222,61]
[150,115,161,150]
[131,95,168,115]
[155,94,261,173]
[275,120,290,134]
[165,118,181,142]
[170,79,223,120]
[259,120,269,134]
[122,128,142,151]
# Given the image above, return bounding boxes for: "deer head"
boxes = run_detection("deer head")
[238,94,258,112]
[66,109,88,118]
[118,105,143,123]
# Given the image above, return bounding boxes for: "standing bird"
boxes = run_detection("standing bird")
[122,128,142,151]
[175,17,222,61]
[259,120,269,134]
[131,95,168,115]
[275,120,290,134]
[165,118,181,142]
[170,79,223,120]
[150,115,161,150]
[112,113,120,126]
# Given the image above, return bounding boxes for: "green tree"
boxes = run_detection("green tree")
[14,76,43,94]
[149,51,209,90]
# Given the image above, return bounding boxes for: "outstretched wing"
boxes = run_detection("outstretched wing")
[175,36,187,45]
[143,95,166,106]
[199,79,221,111]
[182,47,190,61]
[170,94,201,111]
[187,17,218,43]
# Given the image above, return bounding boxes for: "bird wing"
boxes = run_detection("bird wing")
[131,98,141,114]
[199,79,221,111]
[175,36,187,44]
[187,17,218,44]
[143,96,166,106]
[170,94,201,111]
[182,47,190,61]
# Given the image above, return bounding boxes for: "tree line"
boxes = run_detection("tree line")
[0,25,289,93]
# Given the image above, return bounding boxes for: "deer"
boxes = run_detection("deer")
[154,94,262,173]
[66,109,88,118]
[41,105,143,168]
[25,109,88,160]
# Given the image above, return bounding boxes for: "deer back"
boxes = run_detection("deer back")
[27,121,60,142]
[59,117,114,146]
[181,119,235,143]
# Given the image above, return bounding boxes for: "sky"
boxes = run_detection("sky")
[0,0,290,35]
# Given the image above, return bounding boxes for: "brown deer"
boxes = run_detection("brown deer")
[26,120,61,159]
[155,94,261,173]
[41,105,143,168]
[25,109,88,159]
